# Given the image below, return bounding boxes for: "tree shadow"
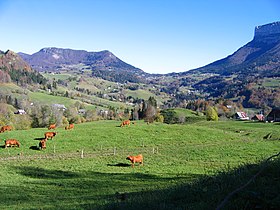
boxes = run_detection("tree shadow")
[105,158,280,210]
[14,166,80,179]
[2,157,279,210]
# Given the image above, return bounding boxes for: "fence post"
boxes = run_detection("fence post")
[152,147,155,154]
[53,144,56,154]
[81,149,84,159]
[114,147,116,155]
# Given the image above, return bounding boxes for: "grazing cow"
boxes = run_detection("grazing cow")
[39,139,47,150]
[5,139,20,148]
[65,124,74,130]
[44,132,57,140]
[126,154,143,167]
[0,125,12,133]
[120,120,130,127]
[48,124,56,130]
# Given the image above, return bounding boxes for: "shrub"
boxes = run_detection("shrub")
[160,109,178,124]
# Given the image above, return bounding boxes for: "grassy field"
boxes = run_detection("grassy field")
[0,120,279,209]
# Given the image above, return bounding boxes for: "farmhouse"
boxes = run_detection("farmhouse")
[78,109,86,115]
[266,108,280,122]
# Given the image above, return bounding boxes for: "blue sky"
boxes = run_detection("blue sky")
[0,0,279,74]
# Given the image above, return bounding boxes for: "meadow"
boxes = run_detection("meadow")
[0,120,279,209]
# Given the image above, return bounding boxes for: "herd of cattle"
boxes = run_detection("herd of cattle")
[0,120,143,167]
[0,123,73,150]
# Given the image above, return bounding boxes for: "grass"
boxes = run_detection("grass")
[0,120,279,209]
[41,73,74,81]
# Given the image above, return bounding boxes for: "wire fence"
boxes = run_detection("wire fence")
[0,146,159,162]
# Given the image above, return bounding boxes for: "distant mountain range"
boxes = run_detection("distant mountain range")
[17,22,280,82]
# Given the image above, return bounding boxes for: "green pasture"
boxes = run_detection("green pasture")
[262,78,280,88]
[0,120,279,209]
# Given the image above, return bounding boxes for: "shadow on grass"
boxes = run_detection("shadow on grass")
[34,137,45,141]
[29,145,40,150]
[14,166,79,179]
[1,158,279,210]
[107,163,131,167]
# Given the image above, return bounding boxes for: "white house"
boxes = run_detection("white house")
[235,112,249,120]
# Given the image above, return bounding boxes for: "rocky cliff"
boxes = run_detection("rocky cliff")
[254,21,280,43]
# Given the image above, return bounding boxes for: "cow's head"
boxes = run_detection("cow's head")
[126,156,132,161]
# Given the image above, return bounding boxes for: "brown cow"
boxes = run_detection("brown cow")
[44,132,57,140]
[0,125,12,133]
[126,154,143,167]
[48,124,56,130]
[39,139,47,150]
[5,139,20,148]
[120,120,130,127]
[65,124,74,130]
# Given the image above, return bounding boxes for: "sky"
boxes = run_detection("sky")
[0,0,280,74]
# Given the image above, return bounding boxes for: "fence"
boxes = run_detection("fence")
[0,146,159,162]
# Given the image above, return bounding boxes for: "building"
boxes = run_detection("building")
[266,108,280,122]
[234,112,249,120]
[52,104,67,111]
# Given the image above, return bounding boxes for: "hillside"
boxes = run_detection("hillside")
[0,50,32,72]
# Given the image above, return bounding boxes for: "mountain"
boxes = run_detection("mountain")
[0,50,32,72]
[19,47,147,83]
[187,21,280,77]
